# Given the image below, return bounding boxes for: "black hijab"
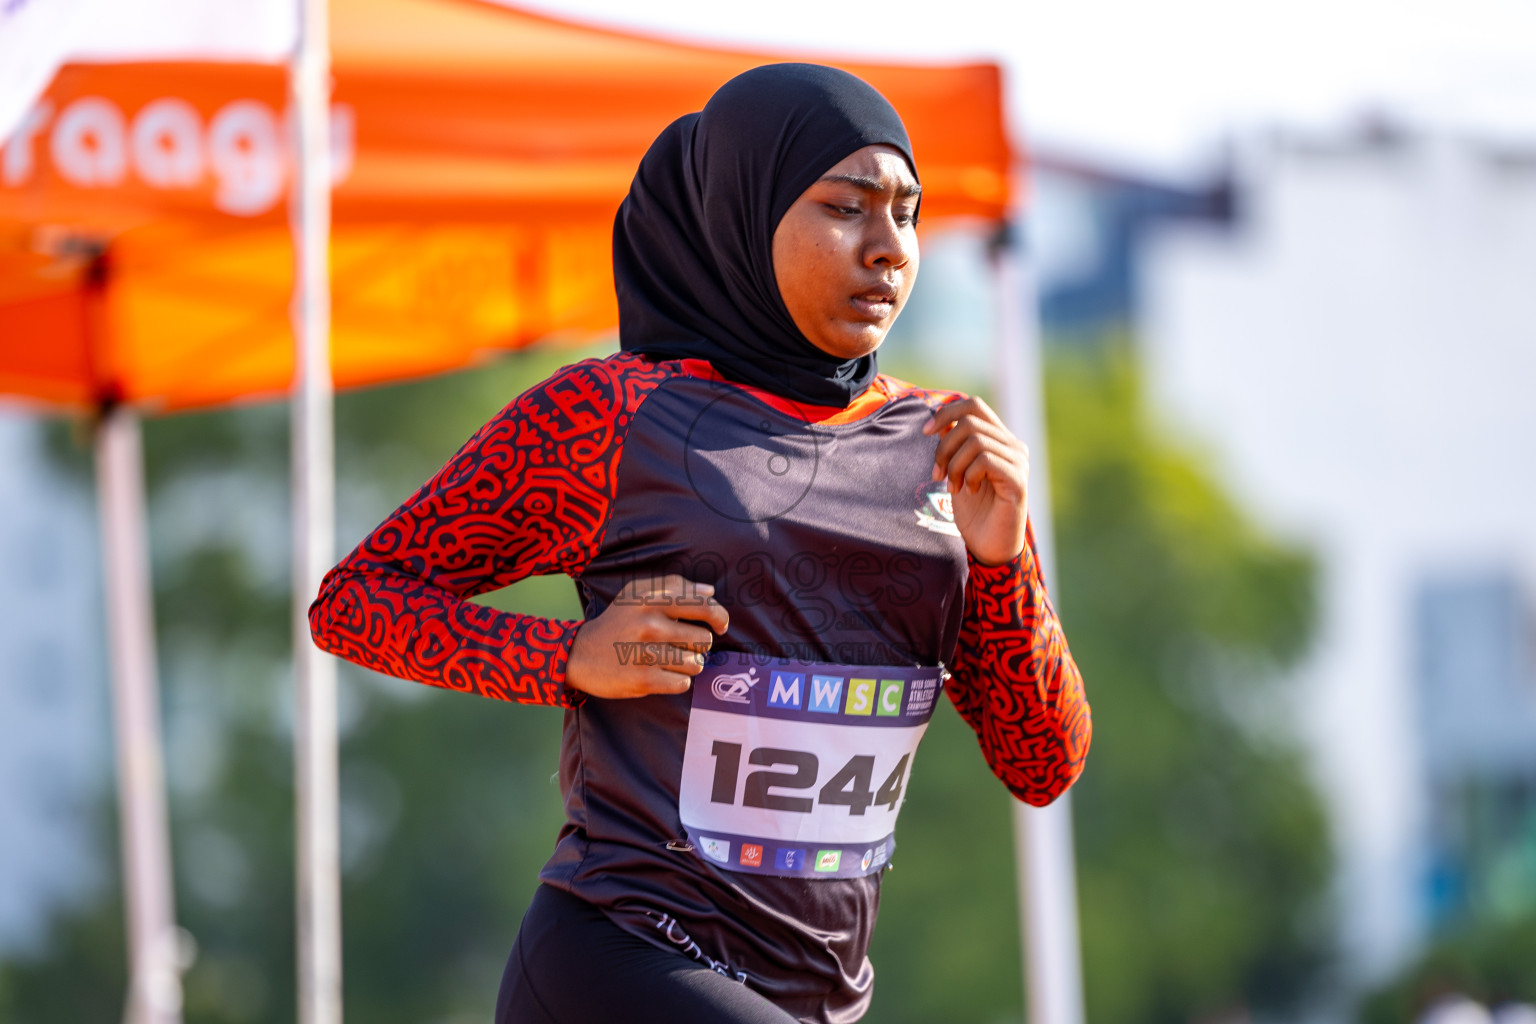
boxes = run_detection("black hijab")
[613,63,916,407]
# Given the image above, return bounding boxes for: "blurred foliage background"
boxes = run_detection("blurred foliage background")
[1359,915,1536,1024]
[0,335,1343,1023]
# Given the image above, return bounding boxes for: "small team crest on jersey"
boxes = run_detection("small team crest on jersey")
[711,667,759,704]
[914,480,960,537]
[699,837,731,863]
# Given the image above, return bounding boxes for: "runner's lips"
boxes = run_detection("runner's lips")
[850,286,898,319]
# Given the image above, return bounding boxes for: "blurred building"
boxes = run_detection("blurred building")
[0,412,108,953]
[1030,153,1236,339]
[1121,125,1536,990]
[884,154,1237,379]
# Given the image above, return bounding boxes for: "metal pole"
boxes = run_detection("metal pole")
[96,405,184,1024]
[990,223,1086,1024]
[289,1,340,1022]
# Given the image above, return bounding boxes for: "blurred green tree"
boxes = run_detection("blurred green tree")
[1360,914,1536,1022]
[1043,349,1332,1024]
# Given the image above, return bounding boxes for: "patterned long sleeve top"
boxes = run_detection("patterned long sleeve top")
[310,351,1090,806]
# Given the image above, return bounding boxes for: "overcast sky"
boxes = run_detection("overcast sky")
[515,0,1536,177]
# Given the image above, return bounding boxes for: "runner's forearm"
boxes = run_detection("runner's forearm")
[310,565,583,705]
[945,523,1092,805]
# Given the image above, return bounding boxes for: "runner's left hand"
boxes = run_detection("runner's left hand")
[923,396,1028,566]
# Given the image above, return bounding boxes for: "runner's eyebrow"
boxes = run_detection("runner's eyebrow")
[817,173,922,199]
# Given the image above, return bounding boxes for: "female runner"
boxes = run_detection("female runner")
[310,63,1091,1024]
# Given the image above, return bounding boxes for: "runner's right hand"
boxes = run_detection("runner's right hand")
[564,575,730,699]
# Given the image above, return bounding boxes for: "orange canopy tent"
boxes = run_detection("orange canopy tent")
[0,0,1012,413]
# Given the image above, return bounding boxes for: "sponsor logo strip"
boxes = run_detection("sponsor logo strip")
[691,652,942,728]
[684,828,896,880]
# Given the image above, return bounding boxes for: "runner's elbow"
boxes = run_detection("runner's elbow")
[996,716,1091,807]
[307,565,359,654]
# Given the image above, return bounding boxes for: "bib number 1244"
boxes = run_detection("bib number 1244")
[708,742,910,816]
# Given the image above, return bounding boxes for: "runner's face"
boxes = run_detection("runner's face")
[771,145,920,361]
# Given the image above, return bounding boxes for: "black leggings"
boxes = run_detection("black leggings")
[496,885,801,1024]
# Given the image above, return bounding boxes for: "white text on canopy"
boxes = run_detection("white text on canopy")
[1,96,354,216]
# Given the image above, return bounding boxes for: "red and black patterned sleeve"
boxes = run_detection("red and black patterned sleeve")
[945,520,1092,806]
[308,353,672,707]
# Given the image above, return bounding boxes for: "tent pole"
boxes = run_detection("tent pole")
[990,222,1086,1024]
[96,405,184,1024]
[289,1,340,1023]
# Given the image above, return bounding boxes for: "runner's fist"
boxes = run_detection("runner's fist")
[565,574,730,699]
[923,397,1028,566]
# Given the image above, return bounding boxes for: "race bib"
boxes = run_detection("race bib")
[678,653,945,879]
